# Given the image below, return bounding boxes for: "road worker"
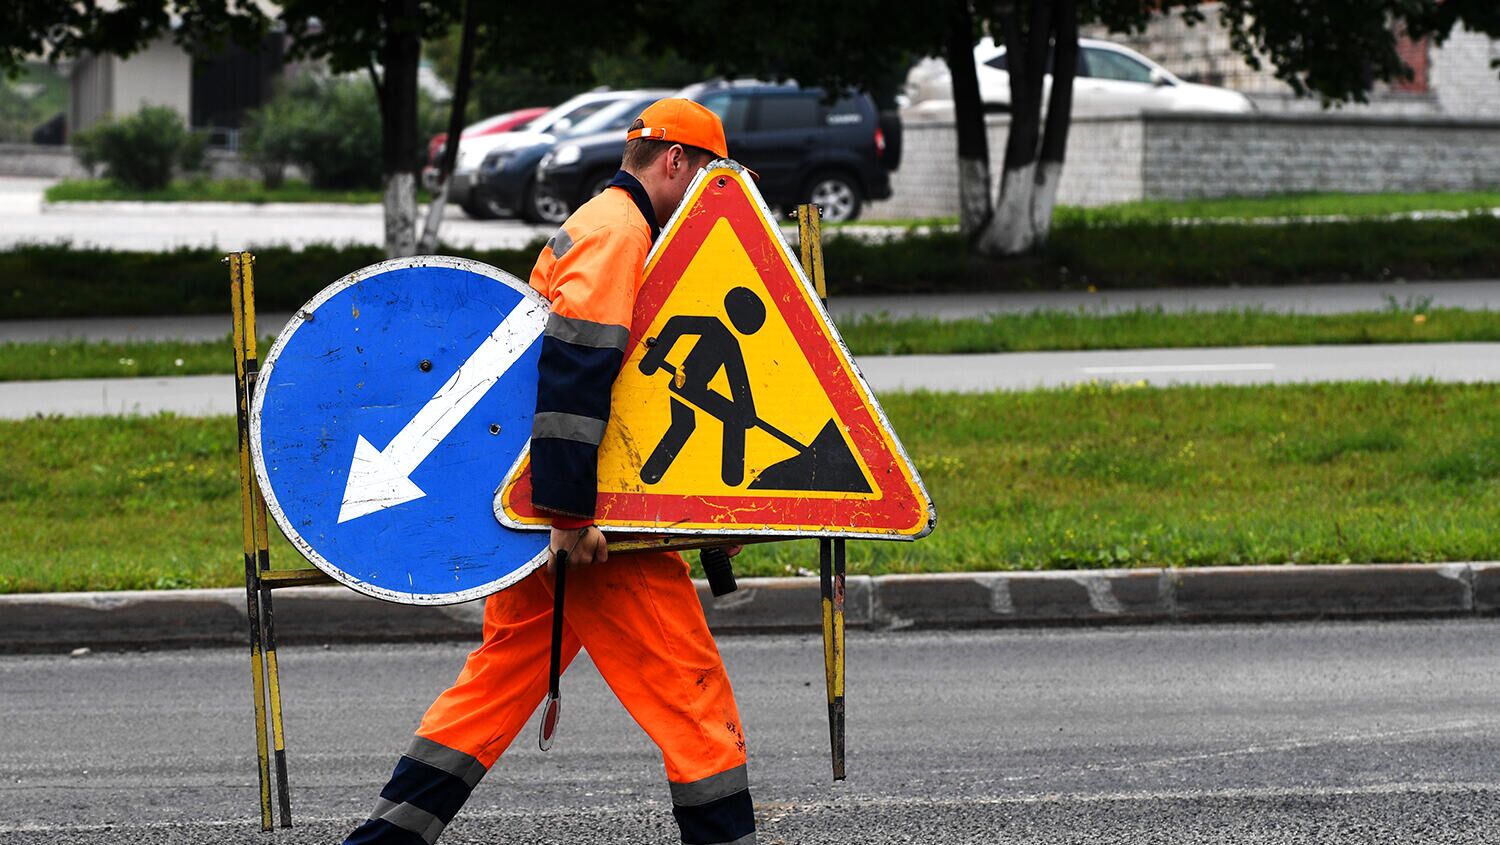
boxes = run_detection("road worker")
[343,99,756,845]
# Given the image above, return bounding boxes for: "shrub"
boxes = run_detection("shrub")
[71,106,205,191]
[243,75,382,191]
[244,73,447,191]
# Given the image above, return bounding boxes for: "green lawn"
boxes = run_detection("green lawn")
[2,306,1494,382]
[4,382,1498,594]
[43,178,418,205]
[1055,191,1500,226]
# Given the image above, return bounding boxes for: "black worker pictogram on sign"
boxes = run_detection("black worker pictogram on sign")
[637,286,870,494]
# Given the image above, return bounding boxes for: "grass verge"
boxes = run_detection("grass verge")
[10,214,1500,321]
[3,381,1498,593]
[1055,191,1500,226]
[42,178,420,205]
[4,305,1497,381]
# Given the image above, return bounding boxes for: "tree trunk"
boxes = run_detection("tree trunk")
[946,0,991,237]
[417,0,477,254]
[976,0,1050,256]
[1031,0,1077,241]
[381,0,421,258]
[976,0,1078,257]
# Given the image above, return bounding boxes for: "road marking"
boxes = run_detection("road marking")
[1081,362,1276,375]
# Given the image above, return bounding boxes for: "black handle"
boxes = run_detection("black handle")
[700,546,737,597]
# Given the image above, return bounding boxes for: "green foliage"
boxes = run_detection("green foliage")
[70,106,205,191]
[8,383,1500,592]
[9,213,1500,319]
[241,74,383,190]
[43,177,402,204]
[0,62,66,143]
[241,73,446,190]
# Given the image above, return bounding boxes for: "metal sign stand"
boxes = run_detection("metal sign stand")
[797,205,847,781]
[227,251,333,830]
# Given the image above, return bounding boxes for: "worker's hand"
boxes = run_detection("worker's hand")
[549,525,607,573]
[723,545,744,558]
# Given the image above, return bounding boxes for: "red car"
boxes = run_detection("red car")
[423,107,548,188]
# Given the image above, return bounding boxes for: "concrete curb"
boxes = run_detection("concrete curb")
[4,563,1499,653]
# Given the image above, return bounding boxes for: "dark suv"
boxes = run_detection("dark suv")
[534,81,901,222]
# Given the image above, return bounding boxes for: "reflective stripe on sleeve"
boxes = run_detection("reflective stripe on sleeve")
[533,411,607,445]
[669,763,750,807]
[545,312,630,351]
[548,228,575,259]
[404,735,487,789]
[370,797,447,844]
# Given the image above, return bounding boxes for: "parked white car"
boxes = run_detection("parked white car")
[906,37,1255,117]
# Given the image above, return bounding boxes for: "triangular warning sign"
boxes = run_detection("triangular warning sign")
[497,162,934,540]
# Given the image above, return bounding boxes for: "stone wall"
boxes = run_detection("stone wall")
[0,143,265,181]
[866,111,1500,220]
[1141,112,1500,199]
[868,114,1147,220]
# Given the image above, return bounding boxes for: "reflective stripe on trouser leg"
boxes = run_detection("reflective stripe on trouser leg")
[342,737,487,845]
[562,551,755,844]
[670,763,756,845]
[346,572,582,845]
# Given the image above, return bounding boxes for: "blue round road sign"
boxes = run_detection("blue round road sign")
[251,256,550,605]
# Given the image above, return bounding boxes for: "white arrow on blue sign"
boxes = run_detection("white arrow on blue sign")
[251,256,551,605]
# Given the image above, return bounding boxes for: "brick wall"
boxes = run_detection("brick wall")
[866,112,1500,220]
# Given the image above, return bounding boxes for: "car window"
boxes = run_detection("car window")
[1084,48,1155,83]
[755,94,820,132]
[567,97,653,136]
[698,92,752,134]
[982,49,1083,76]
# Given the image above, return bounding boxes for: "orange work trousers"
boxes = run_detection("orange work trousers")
[343,551,755,845]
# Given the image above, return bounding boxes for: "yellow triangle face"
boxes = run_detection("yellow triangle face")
[498,162,935,540]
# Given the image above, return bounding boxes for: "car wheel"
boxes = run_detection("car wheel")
[522,178,570,224]
[460,194,500,220]
[805,173,863,223]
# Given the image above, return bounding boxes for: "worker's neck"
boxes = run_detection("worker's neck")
[625,167,674,228]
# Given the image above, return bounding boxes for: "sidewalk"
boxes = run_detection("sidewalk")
[3,342,1498,418]
[5,280,1500,342]
[4,562,1496,652]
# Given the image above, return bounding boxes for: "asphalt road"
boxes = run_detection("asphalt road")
[3,342,1497,418]
[4,621,1500,843]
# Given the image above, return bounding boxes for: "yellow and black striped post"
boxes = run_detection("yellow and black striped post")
[228,251,294,828]
[798,204,846,781]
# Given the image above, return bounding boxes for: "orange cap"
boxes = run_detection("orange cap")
[625,98,728,159]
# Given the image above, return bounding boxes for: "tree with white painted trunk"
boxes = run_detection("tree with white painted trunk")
[940,0,1500,257]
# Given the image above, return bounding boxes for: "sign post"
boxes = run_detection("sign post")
[228,251,308,830]
[797,203,846,781]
